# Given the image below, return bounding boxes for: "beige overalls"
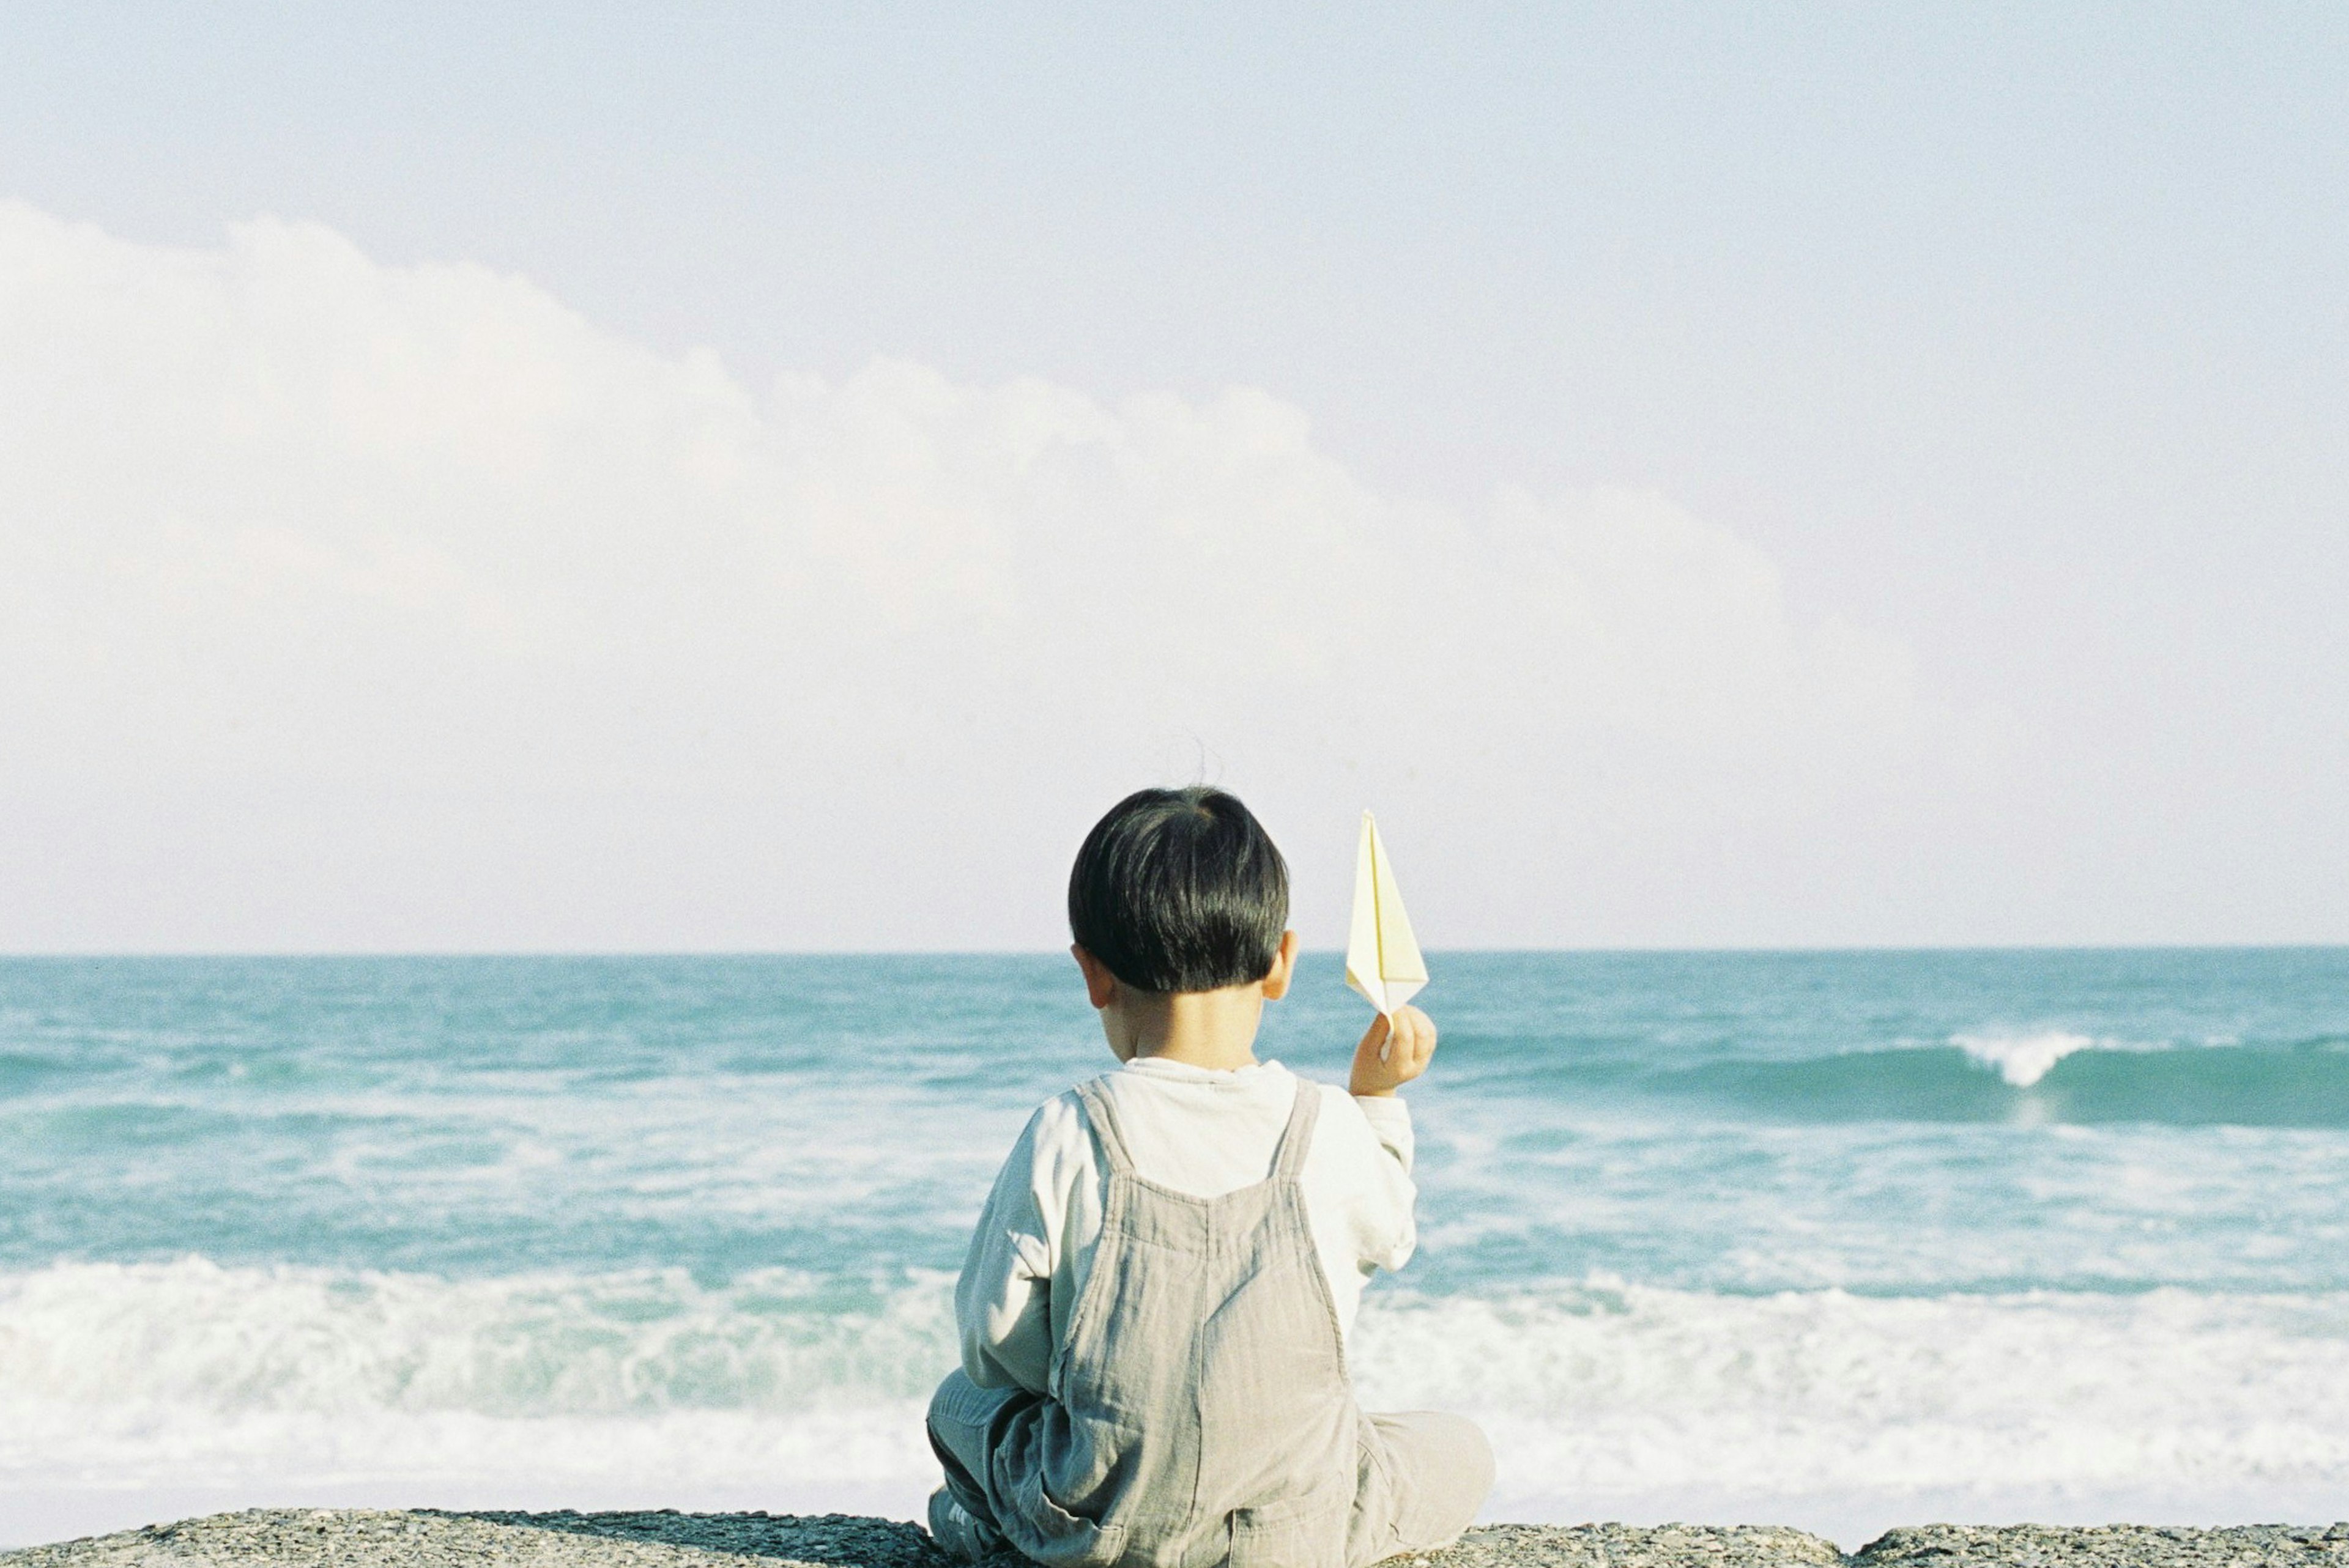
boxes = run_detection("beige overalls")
[929,1076,1493,1568]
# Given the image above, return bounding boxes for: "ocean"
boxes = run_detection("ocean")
[4,951,2347,1547]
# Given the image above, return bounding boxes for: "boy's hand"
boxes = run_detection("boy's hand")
[1350,1006,1437,1097]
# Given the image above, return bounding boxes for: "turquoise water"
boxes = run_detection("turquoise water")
[5,951,2348,1540]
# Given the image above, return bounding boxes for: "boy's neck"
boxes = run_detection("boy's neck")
[1116,986,1265,1073]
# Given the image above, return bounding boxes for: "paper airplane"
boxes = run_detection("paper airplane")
[1345,811,1427,1023]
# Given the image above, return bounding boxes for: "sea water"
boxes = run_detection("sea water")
[4,951,2348,1547]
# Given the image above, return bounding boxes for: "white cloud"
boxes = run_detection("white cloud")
[0,201,2002,949]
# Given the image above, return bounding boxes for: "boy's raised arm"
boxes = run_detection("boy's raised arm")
[1345,1007,1433,1273]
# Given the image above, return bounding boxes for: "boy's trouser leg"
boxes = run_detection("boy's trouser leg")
[926,1368,1028,1529]
[1362,1411,1495,1561]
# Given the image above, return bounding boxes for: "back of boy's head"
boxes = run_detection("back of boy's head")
[1069,786,1290,994]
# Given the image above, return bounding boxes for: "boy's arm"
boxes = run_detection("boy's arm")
[1349,1092,1419,1272]
[1347,1007,1437,1272]
[953,1110,1058,1394]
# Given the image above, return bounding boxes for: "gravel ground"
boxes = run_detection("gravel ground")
[1851,1525,2349,1567]
[4,1511,2346,1568]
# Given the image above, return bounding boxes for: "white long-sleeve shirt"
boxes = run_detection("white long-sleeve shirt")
[956,1056,1419,1395]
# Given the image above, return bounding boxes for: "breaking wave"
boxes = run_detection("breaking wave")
[7,1257,2348,1528]
[1950,1029,2102,1087]
[1636,1035,2349,1124]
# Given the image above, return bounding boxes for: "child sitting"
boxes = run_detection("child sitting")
[927,786,1493,1568]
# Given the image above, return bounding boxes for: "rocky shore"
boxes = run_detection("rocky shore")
[4,1511,2346,1568]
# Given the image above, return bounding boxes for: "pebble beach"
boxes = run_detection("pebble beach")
[8,1513,2349,1568]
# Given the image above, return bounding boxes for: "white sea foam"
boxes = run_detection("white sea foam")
[1951,1029,2101,1086]
[0,1256,957,1417]
[1351,1281,2349,1496]
[7,1259,2349,1544]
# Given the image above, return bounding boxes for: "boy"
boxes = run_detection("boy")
[927,787,1493,1568]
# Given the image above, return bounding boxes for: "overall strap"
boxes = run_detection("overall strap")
[1269,1076,1321,1181]
[1074,1078,1137,1178]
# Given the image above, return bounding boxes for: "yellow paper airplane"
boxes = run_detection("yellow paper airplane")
[1345,810,1427,1021]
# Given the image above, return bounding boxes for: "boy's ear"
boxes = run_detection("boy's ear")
[1071,944,1120,1010]
[1260,930,1301,1001]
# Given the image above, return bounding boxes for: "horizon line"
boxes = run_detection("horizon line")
[4,942,2346,961]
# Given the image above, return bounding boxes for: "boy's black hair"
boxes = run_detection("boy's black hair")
[1069,786,1290,994]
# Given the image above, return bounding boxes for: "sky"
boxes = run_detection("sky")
[1,4,2343,951]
